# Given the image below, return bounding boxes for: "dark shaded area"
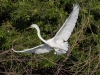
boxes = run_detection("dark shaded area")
[85,24,98,34]
[0,12,10,25]
[0,37,6,49]
[12,19,32,31]
[92,11,100,21]
[22,67,74,75]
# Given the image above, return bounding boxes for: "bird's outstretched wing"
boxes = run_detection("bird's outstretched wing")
[54,4,79,41]
[12,44,52,54]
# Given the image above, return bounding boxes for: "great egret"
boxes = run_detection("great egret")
[12,4,79,55]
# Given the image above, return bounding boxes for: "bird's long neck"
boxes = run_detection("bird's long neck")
[35,26,47,44]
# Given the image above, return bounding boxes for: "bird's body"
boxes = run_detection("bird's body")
[46,38,68,54]
[12,4,79,55]
[46,38,57,48]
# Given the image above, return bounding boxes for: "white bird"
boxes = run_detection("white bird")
[12,4,79,55]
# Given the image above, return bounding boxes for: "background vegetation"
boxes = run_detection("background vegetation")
[0,0,100,75]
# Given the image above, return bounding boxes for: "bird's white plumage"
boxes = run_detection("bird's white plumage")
[12,4,79,55]
[54,4,79,41]
[12,44,52,54]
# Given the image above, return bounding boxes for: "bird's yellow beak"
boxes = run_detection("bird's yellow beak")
[26,26,31,30]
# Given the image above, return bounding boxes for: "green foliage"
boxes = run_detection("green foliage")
[0,0,100,74]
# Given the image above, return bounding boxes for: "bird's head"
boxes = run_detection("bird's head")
[26,24,38,30]
[30,24,38,28]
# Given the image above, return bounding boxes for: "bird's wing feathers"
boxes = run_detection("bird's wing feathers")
[54,4,79,41]
[12,44,52,54]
